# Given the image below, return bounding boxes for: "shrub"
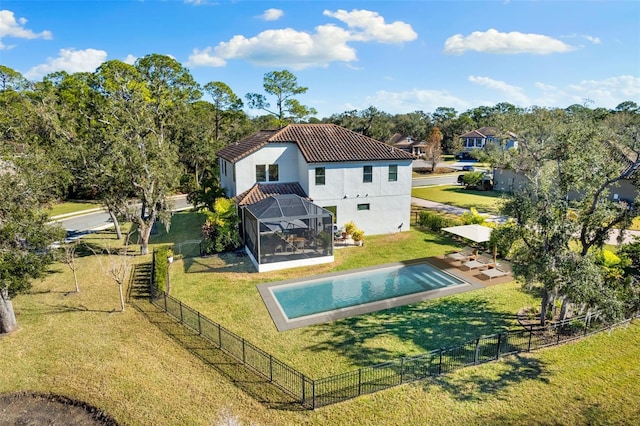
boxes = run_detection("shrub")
[153,246,171,294]
[417,210,459,231]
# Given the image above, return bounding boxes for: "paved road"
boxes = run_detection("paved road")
[53,194,191,236]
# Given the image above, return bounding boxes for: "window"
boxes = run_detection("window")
[315,167,325,185]
[363,165,373,183]
[256,164,266,182]
[388,164,398,182]
[357,203,370,211]
[268,164,279,181]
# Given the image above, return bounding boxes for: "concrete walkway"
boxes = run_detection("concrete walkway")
[411,197,640,245]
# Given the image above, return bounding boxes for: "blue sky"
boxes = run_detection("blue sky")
[1,1,639,118]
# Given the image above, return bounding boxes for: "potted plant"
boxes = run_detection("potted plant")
[351,228,364,246]
[344,221,357,238]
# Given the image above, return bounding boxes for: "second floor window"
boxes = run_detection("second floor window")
[363,165,373,183]
[256,165,266,182]
[269,164,279,181]
[388,164,398,182]
[315,167,325,185]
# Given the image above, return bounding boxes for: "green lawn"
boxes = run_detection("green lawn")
[1,250,639,425]
[2,214,640,424]
[167,227,539,377]
[47,200,102,217]
[412,185,503,214]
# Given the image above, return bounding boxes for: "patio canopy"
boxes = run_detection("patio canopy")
[442,224,492,243]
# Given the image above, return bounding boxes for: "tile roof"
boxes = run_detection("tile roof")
[233,182,309,207]
[218,124,414,164]
[460,127,499,139]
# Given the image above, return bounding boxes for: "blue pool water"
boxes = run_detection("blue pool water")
[271,263,464,320]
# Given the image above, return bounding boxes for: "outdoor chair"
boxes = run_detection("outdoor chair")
[479,263,512,281]
[461,253,494,271]
[445,246,477,263]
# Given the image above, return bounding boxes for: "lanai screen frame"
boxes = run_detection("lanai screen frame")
[243,195,334,271]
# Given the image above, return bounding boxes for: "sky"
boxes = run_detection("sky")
[1,1,639,118]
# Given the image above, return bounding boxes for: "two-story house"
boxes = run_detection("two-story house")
[458,127,518,159]
[217,124,414,272]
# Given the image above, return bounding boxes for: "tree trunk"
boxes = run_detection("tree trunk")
[138,221,152,255]
[108,209,123,240]
[0,288,18,334]
[540,287,550,326]
[118,283,125,312]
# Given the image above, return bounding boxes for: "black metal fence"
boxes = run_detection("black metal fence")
[149,254,637,409]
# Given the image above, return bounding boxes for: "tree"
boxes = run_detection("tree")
[90,243,130,312]
[90,56,193,254]
[203,81,243,141]
[498,107,639,324]
[0,163,65,334]
[245,70,317,127]
[61,241,81,293]
[425,127,443,170]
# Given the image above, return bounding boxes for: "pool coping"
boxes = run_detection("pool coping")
[257,257,486,332]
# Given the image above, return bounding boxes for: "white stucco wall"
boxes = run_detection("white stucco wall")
[220,144,412,236]
[231,143,302,195]
[307,160,412,235]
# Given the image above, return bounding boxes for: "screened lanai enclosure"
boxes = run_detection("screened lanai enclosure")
[243,194,335,272]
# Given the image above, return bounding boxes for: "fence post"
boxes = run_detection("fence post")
[179,300,183,324]
[241,338,246,363]
[496,333,502,359]
[557,323,561,345]
[311,379,316,410]
[217,324,222,349]
[301,374,306,405]
[358,369,362,395]
[400,358,404,384]
[163,293,167,312]
[197,311,202,335]
[527,328,533,351]
[438,349,443,375]
[474,338,480,364]
[269,354,273,382]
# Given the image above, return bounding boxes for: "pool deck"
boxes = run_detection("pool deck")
[258,257,512,332]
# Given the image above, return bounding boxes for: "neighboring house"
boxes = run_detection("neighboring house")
[492,140,639,203]
[217,124,414,272]
[458,127,517,159]
[388,133,428,158]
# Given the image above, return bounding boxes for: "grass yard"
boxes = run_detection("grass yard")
[47,200,102,217]
[166,227,539,377]
[412,185,503,214]
[1,249,639,425]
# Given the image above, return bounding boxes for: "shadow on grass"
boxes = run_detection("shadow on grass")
[127,263,306,411]
[303,296,520,368]
[427,353,549,402]
[182,252,254,275]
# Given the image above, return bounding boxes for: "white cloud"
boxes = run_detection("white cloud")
[123,54,137,65]
[468,75,531,106]
[564,75,640,107]
[188,9,415,69]
[189,25,356,69]
[0,10,52,42]
[323,9,417,44]
[184,0,209,5]
[366,89,470,114]
[0,40,14,50]
[261,8,283,21]
[582,35,601,45]
[444,28,574,55]
[24,48,107,80]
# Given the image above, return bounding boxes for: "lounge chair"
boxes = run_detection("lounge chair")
[445,247,476,263]
[462,254,494,271]
[480,263,511,281]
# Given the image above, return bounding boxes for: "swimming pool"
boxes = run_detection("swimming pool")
[258,260,473,331]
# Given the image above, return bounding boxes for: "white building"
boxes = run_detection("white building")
[217,124,414,237]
